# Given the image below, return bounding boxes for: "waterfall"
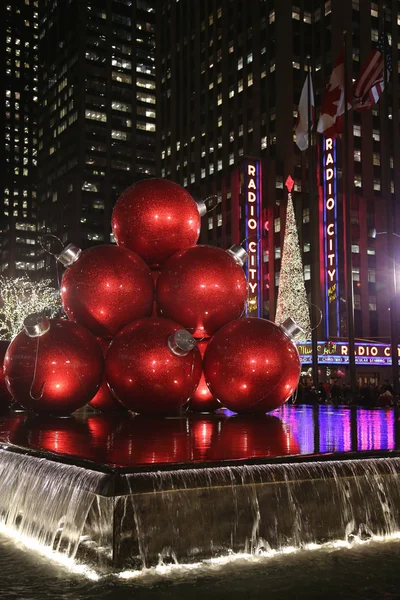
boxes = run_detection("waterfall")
[0,445,400,572]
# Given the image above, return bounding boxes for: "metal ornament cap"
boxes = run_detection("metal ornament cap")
[195,199,207,217]
[226,244,248,267]
[57,243,83,268]
[280,317,304,341]
[168,329,197,357]
[24,313,51,338]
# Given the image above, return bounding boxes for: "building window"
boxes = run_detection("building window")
[304,264,311,280]
[369,296,377,311]
[352,266,360,281]
[367,247,376,256]
[263,250,269,262]
[111,101,131,112]
[275,271,280,286]
[304,242,311,252]
[354,149,361,162]
[274,218,280,233]
[354,294,361,310]
[274,246,281,259]
[112,71,132,84]
[351,244,360,253]
[208,216,213,230]
[368,268,376,283]
[373,179,381,191]
[303,208,310,223]
[85,110,106,122]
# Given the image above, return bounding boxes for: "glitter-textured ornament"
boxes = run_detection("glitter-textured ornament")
[188,340,221,412]
[157,245,248,338]
[0,341,13,410]
[203,318,301,414]
[112,178,203,267]
[89,338,126,412]
[4,316,104,416]
[59,244,154,338]
[105,318,202,414]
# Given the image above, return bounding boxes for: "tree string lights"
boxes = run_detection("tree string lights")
[275,180,312,340]
[0,276,61,340]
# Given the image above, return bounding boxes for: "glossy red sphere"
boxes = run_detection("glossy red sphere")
[157,246,248,338]
[188,340,221,412]
[106,415,191,466]
[0,341,13,410]
[89,339,126,412]
[209,415,300,461]
[112,179,201,268]
[105,318,202,414]
[61,245,154,337]
[4,319,104,416]
[203,318,301,414]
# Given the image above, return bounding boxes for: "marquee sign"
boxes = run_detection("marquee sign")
[323,137,340,338]
[297,341,400,366]
[244,160,262,317]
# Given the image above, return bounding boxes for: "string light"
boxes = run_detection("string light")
[0,275,61,340]
[275,192,312,340]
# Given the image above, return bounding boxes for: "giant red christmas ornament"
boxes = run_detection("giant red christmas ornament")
[188,340,221,412]
[203,318,301,414]
[59,244,154,337]
[89,338,126,412]
[4,315,104,416]
[157,245,248,338]
[112,178,205,268]
[0,341,13,410]
[105,318,202,414]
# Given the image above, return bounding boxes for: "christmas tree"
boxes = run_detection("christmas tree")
[275,177,311,340]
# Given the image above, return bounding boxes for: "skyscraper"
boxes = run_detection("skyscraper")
[156,0,400,384]
[37,0,156,273]
[0,1,39,276]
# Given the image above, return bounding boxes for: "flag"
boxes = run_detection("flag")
[353,34,392,111]
[317,49,348,138]
[295,73,315,151]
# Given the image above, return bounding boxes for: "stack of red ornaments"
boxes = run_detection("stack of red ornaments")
[3,178,301,417]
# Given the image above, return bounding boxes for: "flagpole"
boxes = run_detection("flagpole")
[382,5,399,396]
[343,30,357,393]
[307,56,319,388]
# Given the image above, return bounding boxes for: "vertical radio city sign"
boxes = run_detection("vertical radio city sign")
[244,159,262,317]
[323,137,340,338]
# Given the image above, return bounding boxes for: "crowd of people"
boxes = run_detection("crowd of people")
[294,378,397,408]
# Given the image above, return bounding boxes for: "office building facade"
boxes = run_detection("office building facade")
[156,0,400,382]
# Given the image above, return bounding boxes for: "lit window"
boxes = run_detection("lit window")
[351,244,360,253]
[274,218,280,233]
[112,71,132,84]
[208,216,213,230]
[111,129,128,140]
[373,179,381,191]
[304,265,311,280]
[111,101,131,112]
[352,266,360,281]
[274,246,281,259]
[247,52,253,64]
[353,125,361,137]
[303,208,310,223]
[85,109,106,122]
[354,149,361,162]
[275,271,280,286]
[369,296,377,311]
[304,242,311,252]
[367,247,376,256]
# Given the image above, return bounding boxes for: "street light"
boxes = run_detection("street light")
[371,228,399,395]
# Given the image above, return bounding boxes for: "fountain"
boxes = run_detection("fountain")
[0,406,399,572]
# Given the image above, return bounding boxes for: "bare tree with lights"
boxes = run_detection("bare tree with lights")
[275,176,312,340]
[0,276,61,340]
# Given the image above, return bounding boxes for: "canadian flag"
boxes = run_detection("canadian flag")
[317,49,350,137]
[295,73,315,151]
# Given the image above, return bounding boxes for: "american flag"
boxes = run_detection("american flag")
[353,33,392,111]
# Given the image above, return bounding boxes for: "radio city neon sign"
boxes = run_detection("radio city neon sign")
[297,341,400,366]
[245,160,262,316]
[323,137,340,337]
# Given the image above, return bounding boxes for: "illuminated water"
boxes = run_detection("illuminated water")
[0,404,399,595]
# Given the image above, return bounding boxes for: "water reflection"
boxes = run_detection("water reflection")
[0,405,397,467]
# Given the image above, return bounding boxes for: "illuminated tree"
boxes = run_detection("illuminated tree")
[275,187,311,340]
[0,276,61,340]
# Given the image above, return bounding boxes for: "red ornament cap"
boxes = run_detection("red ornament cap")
[285,175,294,193]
